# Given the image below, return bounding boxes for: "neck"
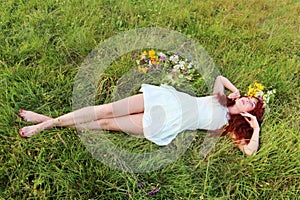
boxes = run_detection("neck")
[227,105,240,115]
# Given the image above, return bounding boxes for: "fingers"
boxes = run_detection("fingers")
[228,94,237,99]
[240,112,253,123]
[240,112,254,118]
[228,91,240,99]
[243,116,251,123]
[240,112,260,129]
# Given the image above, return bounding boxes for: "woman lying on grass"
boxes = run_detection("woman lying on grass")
[19,76,265,156]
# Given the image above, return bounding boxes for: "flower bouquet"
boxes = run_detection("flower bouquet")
[134,50,200,85]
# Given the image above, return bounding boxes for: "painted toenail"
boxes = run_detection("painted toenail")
[19,110,24,116]
[19,129,24,136]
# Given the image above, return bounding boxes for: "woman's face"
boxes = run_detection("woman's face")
[235,97,258,113]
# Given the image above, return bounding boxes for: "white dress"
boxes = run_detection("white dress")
[139,83,229,146]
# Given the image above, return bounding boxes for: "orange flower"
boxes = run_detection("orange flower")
[151,56,159,65]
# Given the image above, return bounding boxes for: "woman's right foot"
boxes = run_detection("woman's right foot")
[19,124,43,137]
[19,110,52,124]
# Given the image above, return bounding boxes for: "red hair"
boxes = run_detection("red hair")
[220,96,265,144]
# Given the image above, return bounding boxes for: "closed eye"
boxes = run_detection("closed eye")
[251,100,256,108]
[249,98,256,108]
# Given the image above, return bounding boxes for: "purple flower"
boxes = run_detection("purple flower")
[138,181,145,189]
[160,55,166,61]
[147,187,160,197]
[258,96,263,102]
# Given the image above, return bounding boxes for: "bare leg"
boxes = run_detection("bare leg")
[20,113,144,137]
[19,110,52,124]
[19,110,144,135]
[19,94,144,137]
[77,113,144,135]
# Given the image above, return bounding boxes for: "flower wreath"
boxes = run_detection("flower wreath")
[247,82,276,108]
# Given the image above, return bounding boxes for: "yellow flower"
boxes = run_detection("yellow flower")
[140,50,147,60]
[254,82,264,90]
[247,85,256,97]
[149,50,156,59]
[247,82,265,97]
[138,66,148,74]
[248,85,253,91]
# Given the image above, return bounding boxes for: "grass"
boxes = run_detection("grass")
[0,0,299,199]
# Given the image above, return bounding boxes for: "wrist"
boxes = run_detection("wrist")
[233,88,239,93]
[253,126,260,131]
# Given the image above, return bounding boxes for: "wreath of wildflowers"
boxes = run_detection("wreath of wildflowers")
[134,50,199,83]
[247,82,276,108]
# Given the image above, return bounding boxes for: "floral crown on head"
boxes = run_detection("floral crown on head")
[247,82,276,108]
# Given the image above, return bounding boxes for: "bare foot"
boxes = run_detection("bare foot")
[19,110,52,124]
[19,124,43,137]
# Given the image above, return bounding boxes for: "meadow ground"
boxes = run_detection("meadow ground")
[0,0,299,199]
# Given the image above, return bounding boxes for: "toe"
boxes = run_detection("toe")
[19,109,24,116]
[19,129,25,136]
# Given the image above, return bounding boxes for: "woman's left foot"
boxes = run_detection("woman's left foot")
[19,110,52,124]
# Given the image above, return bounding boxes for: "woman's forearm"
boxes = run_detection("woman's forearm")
[243,128,260,156]
[219,76,239,93]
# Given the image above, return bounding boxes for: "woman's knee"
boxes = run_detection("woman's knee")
[98,118,119,130]
[95,104,113,118]
[98,118,112,130]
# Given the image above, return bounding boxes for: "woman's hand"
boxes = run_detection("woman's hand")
[239,112,260,156]
[240,112,260,130]
[228,90,240,99]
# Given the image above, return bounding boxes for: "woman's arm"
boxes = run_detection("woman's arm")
[238,127,260,156]
[217,76,240,99]
[238,112,260,156]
